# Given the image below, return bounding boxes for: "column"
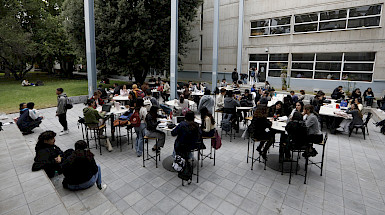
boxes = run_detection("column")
[84,0,97,98]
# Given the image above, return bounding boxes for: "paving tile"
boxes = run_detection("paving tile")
[89,201,117,215]
[0,184,23,202]
[217,201,238,215]
[39,204,69,215]
[156,197,178,213]
[29,192,61,215]
[0,194,27,215]
[180,195,200,211]
[132,197,153,214]
[3,205,31,215]
[168,204,189,215]
[24,183,55,203]
[123,191,143,206]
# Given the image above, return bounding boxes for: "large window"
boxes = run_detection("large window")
[250,4,382,37]
[249,54,288,77]
[251,16,291,36]
[293,4,381,33]
[291,52,375,82]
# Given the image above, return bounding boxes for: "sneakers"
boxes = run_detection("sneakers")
[97,184,107,191]
[59,130,69,136]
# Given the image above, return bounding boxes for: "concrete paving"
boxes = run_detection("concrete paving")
[1,103,385,215]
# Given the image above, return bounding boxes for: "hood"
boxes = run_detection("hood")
[58,93,67,98]
[35,142,53,152]
[83,106,93,114]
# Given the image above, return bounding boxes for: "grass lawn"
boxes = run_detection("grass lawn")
[0,72,127,113]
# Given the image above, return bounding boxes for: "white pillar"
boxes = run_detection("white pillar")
[170,0,178,100]
[211,0,219,92]
[236,0,244,79]
[84,0,97,98]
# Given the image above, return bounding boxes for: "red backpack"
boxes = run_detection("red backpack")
[130,110,141,127]
[211,130,222,150]
[136,90,145,99]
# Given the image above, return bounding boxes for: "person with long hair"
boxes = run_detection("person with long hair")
[62,140,106,190]
[284,112,308,160]
[172,111,201,159]
[133,99,147,157]
[289,101,304,120]
[175,94,189,116]
[268,101,285,117]
[248,107,273,160]
[32,131,63,177]
[120,85,130,97]
[363,87,374,107]
[303,104,322,157]
[200,107,215,137]
[145,106,166,151]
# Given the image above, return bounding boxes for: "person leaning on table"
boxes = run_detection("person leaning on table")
[303,104,322,157]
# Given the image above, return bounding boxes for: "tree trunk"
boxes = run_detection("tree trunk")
[133,69,148,85]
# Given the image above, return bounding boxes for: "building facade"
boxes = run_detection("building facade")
[180,0,385,95]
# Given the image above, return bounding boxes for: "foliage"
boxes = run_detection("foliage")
[62,0,201,84]
[280,66,288,90]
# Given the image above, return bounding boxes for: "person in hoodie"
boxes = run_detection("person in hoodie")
[83,99,113,151]
[198,89,215,114]
[17,102,43,135]
[223,90,241,132]
[62,140,106,190]
[32,131,64,177]
[56,88,69,136]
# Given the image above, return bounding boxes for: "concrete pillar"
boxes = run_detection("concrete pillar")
[236,0,244,79]
[212,0,219,92]
[84,0,97,98]
[170,0,178,100]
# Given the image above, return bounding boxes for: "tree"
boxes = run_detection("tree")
[62,0,201,84]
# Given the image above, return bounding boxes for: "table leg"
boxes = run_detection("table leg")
[110,114,115,141]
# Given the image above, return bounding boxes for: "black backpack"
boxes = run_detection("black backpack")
[178,161,192,183]
[65,96,73,109]
[221,113,232,132]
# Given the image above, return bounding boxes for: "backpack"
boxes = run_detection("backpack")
[221,113,232,132]
[130,110,141,127]
[181,106,190,116]
[172,155,185,172]
[211,130,222,150]
[65,96,73,109]
[143,97,152,111]
[136,90,145,99]
[178,160,192,182]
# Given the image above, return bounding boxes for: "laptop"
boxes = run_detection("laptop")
[173,116,185,124]
[102,104,112,112]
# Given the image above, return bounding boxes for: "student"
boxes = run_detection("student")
[257,91,270,106]
[17,102,43,135]
[220,79,228,87]
[133,99,147,157]
[145,106,166,151]
[363,87,375,107]
[289,101,304,120]
[198,89,215,114]
[331,86,345,100]
[83,99,113,151]
[303,105,322,157]
[175,95,189,116]
[249,107,273,160]
[200,107,216,137]
[290,91,298,104]
[350,88,362,103]
[347,103,364,131]
[232,68,238,83]
[284,112,308,160]
[62,140,106,190]
[163,81,170,101]
[144,89,159,108]
[110,83,120,95]
[347,98,363,111]
[223,90,241,132]
[264,81,271,90]
[141,82,149,93]
[250,84,257,93]
[298,90,306,101]
[56,88,69,136]
[32,131,64,178]
[120,85,130,96]
[97,85,108,99]
[216,88,226,111]
[91,91,104,109]
[14,103,28,123]
[283,96,293,117]
[268,101,285,118]
[22,79,32,86]
[172,111,201,160]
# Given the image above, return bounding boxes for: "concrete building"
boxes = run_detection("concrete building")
[179,0,385,95]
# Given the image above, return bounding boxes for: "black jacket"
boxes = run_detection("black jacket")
[62,150,98,185]
[171,121,201,157]
[331,88,344,99]
[32,143,63,178]
[249,117,272,140]
[145,113,159,131]
[285,120,308,148]
[268,106,285,117]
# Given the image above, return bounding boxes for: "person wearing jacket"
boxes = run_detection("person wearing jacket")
[268,101,285,118]
[248,107,273,160]
[17,102,43,135]
[350,88,362,103]
[284,112,308,160]
[133,99,147,157]
[163,81,170,101]
[145,106,166,151]
[62,140,106,190]
[198,89,215,114]
[216,88,226,111]
[83,99,113,151]
[224,90,241,132]
[331,86,345,100]
[363,87,375,107]
[303,104,322,157]
[56,88,69,136]
[91,91,105,109]
[32,131,64,178]
[172,111,201,159]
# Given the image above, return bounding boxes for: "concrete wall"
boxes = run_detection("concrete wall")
[180,0,385,95]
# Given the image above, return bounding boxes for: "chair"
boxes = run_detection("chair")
[115,121,133,151]
[349,112,372,140]
[247,137,266,171]
[221,108,237,142]
[309,133,328,176]
[200,136,216,167]
[143,136,160,168]
[84,122,107,155]
[287,145,309,184]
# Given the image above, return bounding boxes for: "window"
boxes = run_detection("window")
[293,4,382,33]
[250,16,291,36]
[248,54,288,77]
[289,52,375,81]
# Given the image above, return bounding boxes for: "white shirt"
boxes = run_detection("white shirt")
[29,109,40,120]
[216,94,224,109]
[139,107,148,124]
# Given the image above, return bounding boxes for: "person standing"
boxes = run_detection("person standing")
[232,68,238,83]
[56,88,69,136]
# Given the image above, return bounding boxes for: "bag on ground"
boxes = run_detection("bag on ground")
[211,130,222,150]
[178,161,193,181]
[221,113,232,132]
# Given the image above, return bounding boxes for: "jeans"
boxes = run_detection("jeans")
[134,123,146,156]
[145,129,166,148]
[58,113,68,131]
[67,165,102,190]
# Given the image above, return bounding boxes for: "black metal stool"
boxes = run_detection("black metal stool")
[247,138,266,170]
[143,136,160,168]
[200,137,216,167]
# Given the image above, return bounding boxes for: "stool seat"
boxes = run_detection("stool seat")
[215,109,223,113]
[87,124,106,130]
[144,136,157,140]
[202,136,215,139]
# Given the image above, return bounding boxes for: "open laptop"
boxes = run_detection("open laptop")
[102,104,112,112]
[173,116,185,124]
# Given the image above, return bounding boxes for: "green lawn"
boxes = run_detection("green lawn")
[0,72,127,113]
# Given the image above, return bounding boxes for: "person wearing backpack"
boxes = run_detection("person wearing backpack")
[224,90,241,132]
[56,88,69,136]
[131,99,147,157]
[144,89,159,109]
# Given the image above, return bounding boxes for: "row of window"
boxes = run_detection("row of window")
[250,4,382,36]
[248,52,375,82]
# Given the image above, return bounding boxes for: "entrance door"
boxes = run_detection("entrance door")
[258,63,267,82]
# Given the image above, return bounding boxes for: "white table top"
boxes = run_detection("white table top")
[165,99,195,107]
[151,89,159,93]
[113,95,130,101]
[96,106,128,116]
[319,106,351,119]
[236,106,253,111]
[191,91,204,96]
[271,120,287,132]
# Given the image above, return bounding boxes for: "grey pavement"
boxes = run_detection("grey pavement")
[1,103,385,215]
